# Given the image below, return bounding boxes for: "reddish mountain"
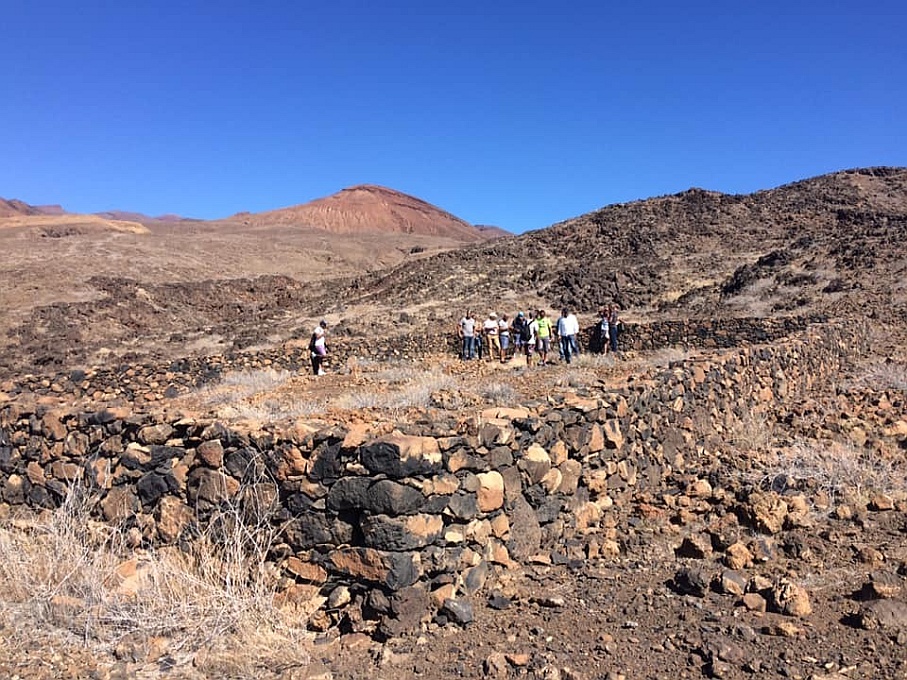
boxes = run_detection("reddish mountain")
[0,198,41,217]
[230,184,495,242]
[35,204,66,215]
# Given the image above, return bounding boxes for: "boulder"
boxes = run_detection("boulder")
[327,547,420,590]
[476,471,505,512]
[360,513,444,551]
[361,435,442,478]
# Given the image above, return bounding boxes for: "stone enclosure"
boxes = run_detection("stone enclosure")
[0,320,867,635]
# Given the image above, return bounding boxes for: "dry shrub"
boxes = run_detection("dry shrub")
[0,482,312,676]
[217,398,325,423]
[726,410,774,453]
[572,352,617,369]
[853,359,907,391]
[756,441,906,506]
[218,368,294,392]
[333,369,455,410]
[195,369,295,407]
[480,382,520,405]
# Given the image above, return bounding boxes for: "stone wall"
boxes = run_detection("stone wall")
[0,321,867,635]
[1,315,825,406]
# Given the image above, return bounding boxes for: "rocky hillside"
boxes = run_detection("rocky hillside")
[228,184,493,242]
[325,167,907,323]
[2,168,905,376]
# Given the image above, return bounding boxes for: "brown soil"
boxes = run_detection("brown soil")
[1,169,906,679]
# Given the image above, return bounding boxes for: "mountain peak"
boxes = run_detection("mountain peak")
[233,185,495,242]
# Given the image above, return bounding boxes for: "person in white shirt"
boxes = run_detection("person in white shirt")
[498,314,511,362]
[310,320,328,375]
[556,308,580,364]
[483,312,501,363]
[459,311,477,359]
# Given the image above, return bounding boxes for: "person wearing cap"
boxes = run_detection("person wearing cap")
[309,319,328,375]
[483,312,501,362]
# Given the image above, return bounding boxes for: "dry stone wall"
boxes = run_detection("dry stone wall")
[2,315,824,405]
[0,321,866,635]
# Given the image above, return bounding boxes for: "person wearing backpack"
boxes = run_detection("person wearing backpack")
[597,308,611,354]
[512,311,529,363]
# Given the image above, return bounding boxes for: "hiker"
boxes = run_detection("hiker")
[498,314,512,361]
[512,311,529,361]
[596,308,610,354]
[459,310,477,360]
[483,312,501,362]
[310,320,328,375]
[557,308,580,364]
[535,309,553,365]
[608,304,621,353]
[526,312,539,366]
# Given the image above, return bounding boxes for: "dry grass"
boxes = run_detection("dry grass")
[480,382,520,405]
[217,398,326,423]
[754,441,907,507]
[0,481,313,677]
[332,368,456,411]
[725,410,775,453]
[852,359,907,391]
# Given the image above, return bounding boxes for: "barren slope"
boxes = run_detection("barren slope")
[324,167,907,323]
[229,184,493,242]
[2,168,906,377]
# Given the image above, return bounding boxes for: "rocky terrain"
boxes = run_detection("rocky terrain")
[0,168,905,679]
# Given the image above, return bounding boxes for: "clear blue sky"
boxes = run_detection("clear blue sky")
[2,1,905,233]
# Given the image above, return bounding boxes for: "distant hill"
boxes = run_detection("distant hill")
[93,210,191,223]
[228,184,497,243]
[0,198,41,217]
[474,224,512,238]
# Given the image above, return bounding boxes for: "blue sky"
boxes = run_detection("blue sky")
[2,1,905,233]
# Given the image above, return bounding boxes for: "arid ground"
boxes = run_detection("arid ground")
[1,171,905,679]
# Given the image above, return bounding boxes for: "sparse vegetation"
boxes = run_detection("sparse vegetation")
[755,441,906,507]
[852,359,907,391]
[480,382,520,405]
[332,368,456,411]
[0,482,313,676]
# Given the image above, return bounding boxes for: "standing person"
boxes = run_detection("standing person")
[512,311,528,362]
[598,308,611,354]
[526,312,539,367]
[483,312,501,363]
[310,320,328,375]
[609,304,621,353]
[535,309,553,366]
[459,310,477,360]
[557,308,580,364]
[498,314,512,362]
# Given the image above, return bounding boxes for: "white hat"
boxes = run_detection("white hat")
[489,312,497,318]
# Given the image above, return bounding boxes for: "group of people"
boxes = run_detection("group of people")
[309,304,623,377]
[458,305,621,366]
